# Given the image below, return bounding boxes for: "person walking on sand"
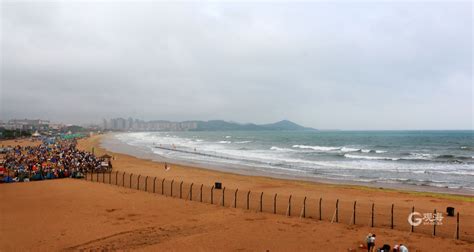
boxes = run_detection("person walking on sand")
[366,233,375,252]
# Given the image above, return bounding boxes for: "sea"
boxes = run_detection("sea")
[109,130,474,194]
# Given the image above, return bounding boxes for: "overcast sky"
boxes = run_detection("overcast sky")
[1,1,472,129]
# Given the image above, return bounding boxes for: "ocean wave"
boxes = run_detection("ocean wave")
[218,141,231,144]
[375,150,387,153]
[344,154,399,161]
[292,145,340,151]
[270,146,295,152]
[225,136,232,139]
[235,141,252,144]
[341,147,360,152]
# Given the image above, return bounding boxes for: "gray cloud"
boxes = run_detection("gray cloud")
[1,1,472,129]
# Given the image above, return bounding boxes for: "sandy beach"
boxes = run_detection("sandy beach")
[1,135,473,251]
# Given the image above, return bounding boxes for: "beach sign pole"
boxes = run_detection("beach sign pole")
[260,192,264,212]
[319,197,322,221]
[456,212,460,240]
[391,204,394,229]
[274,194,277,214]
[336,199,339,223]
[371,203,374,227]
[288,195,292,217]
[171,179,174,197]
[247,191,251,210]
[211,185,214,204]
[180,181,183,199]
[189,183,193,201]
[145,176,148,192]
[302,196,307,218]
[433,209,437,236]
[222,187,226,206]
[137,175,141,190]
[200,184,203,202]
[234,189,238,208]
[353,201,357,225]
[411,206,415,232]
[122,172,125,187]
[162,179,165,195]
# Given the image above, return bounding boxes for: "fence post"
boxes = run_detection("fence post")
[353,201,357,225]
[190,183,193,200]
[391,204,394,229]
[103,172,105,183]
[108,171,111,184]
[91,170,93,181]
[260,192,264,212]
[145,176,148,192]
[129,173,133,188]
[222,187,225,206]
[96,172,99,182]
[115,171,118,186]
[288,195,292,216]
[371,203,374,227]
[433,209,437,236]
[274,194,277,214]
[319,197,322,220]
[200,184,203,202]
[411,206,415,232]
[179,181,183,199]
[162,178,165,195]
[336,199,339,223]
[211,185,214,204]
[303,196,307,218]
[122,172,125,187]
[234,189,238,208]
[153,177,157,193]
[170,179,174,197]
[137,175,141,190]
[247,191,251,210]
[456,212,459,240]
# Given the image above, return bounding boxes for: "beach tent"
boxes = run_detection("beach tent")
[32,131,41,137]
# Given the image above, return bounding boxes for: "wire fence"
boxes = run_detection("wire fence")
[85,171,473,242]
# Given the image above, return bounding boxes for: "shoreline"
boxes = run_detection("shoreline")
[101,133,474,198]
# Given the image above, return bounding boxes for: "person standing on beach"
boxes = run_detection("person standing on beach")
[366,233,375,252]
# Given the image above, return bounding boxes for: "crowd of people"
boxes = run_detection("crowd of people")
[1,138,108,182]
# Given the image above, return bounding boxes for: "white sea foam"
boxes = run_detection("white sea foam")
[235,141,252,144]
[344,154,399,161]
[375,150,387,153]
[270,146,295,152]
[218,141,231,144]
[292,145,340,151]
[361,149,371,153]
[225,136,232,139]
[341,147,360,152]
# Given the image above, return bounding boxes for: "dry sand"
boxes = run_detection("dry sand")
[1,135,473,251]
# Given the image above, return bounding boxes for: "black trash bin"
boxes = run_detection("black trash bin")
[447,207,455,217]
[215,182,222,189]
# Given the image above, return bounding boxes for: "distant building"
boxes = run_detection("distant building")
[103,117,198,132]
[4,119,50,131]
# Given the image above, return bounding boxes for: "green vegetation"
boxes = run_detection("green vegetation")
[0,128,32,139]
